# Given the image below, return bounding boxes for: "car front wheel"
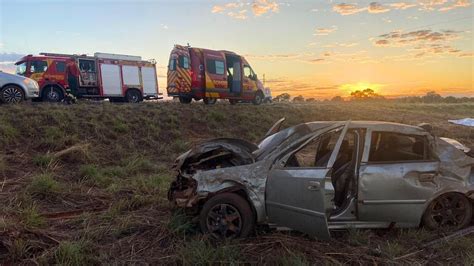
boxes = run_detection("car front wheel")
[0,85,24,104]
[199,193,254,239]
[422,193,472,231]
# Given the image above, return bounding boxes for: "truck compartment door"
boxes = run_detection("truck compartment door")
[100,64,122,96]
[141,67,158,95]
[122,65,140,87]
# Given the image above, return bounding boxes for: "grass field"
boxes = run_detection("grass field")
[1,101,473,264]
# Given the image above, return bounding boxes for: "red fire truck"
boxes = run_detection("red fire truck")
[167,45,266,105]
[15,52,159,103]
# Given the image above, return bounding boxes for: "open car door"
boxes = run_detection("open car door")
[265,122,350,239]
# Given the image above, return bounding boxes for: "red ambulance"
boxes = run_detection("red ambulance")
[167,45,266,105]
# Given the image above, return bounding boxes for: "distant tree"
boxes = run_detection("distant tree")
[421,91,442,103]
[293,95,305,102]
[274,93,291,102]
[444,96,457,103]
[350,88,384,101]
[331,96,344,102]
[306,97,316,102]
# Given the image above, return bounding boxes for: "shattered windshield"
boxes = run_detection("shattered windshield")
[256,124,312,159]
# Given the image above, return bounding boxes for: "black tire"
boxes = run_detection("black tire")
[125,89,143,103]
[0,85,24,104]
[42,86,64,102]
[252,91,263,105]
[199,193,255,239]
[422,193,472,231]
[203,98,217,105]
[229,99,238,105]
[179,96,192,104]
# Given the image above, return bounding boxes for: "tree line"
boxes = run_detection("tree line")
[273,89,474,103]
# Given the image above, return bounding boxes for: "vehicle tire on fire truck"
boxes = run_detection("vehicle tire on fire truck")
[124,89,143,103]
[42,85,64,102]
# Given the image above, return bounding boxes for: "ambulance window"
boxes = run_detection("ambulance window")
[215,61,225,75]
[244,65,252,78]
[169,59,176,71]
[56,62,66,73]
[30,61,48,73]
[179,56,189,69]
[206,60,225,75]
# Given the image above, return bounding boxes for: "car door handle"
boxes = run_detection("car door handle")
[307,181,321,191]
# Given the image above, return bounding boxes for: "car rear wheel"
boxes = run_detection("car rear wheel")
[252,91,263,105]
[204,98,217,105]
[0,85,24,104]
[422,193,472,231]
[199,193,254,239]
[125,89,143,103]
[42,86,64,102]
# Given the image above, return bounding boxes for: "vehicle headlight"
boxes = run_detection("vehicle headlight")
[23,78,39,89]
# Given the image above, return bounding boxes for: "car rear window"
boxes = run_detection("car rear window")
[369,132,428,162]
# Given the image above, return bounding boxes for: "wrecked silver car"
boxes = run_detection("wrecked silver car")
[168,120,474,239]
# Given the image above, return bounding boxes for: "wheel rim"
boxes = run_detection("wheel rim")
[255,94,262,104]
[427,193,469,228]
[2,87,23,103]
[128,91,140,103]
[46,87,59,101]
[206,204,242,239]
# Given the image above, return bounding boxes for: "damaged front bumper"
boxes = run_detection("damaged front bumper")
[168,138,258,209]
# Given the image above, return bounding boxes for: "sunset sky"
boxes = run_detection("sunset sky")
[0,0,472,98]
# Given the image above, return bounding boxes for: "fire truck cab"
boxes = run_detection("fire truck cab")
[167,45,266,105]
[15,52,159,103]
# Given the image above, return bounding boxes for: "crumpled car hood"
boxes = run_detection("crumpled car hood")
[174,138,258,176]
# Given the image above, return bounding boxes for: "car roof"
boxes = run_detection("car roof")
[304,121,427,135]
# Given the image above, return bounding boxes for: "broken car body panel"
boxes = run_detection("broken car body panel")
[168,120,474,239]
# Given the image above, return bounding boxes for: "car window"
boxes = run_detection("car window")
[369,132,428,162]
[285,130,342,168]
[30,60,48,73]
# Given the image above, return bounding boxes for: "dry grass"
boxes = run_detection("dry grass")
[0,101,473,264]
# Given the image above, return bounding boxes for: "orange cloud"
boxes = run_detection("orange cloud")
[439,0,472,11]
[333,3,367,15]
[390,2,418,10]
[252,0,280,16]
[314,26,338,36]
[368,2,391,13]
